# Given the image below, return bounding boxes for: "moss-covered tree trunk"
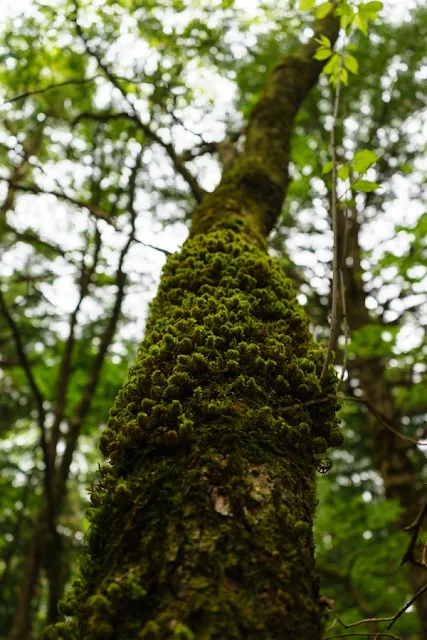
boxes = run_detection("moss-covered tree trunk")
[46,14,343,640]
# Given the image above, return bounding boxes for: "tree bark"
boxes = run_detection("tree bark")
[44,14,343,640]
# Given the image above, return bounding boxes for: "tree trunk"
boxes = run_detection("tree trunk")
[44,13,342,640]
[9,513,45,640]
[48,227,341,640]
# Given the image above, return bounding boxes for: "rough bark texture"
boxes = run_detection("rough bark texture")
[45,231,341,640]
[44,12,342,640]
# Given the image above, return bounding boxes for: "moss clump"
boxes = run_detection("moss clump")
[48,229,341,640]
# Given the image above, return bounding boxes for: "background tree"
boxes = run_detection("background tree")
[0,0,426,638]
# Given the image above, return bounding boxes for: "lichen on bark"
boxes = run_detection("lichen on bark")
[45,229,341,640]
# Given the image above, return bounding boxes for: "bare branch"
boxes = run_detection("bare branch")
[387,582,427,630]
[325,633,403,639]
[49,227,103,464]
[279,394,427,448]
[5,222,67,257]
[0,76,100,107]
[2,177,172,256]
[320,35,346,385]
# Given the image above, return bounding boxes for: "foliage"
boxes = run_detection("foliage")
[0,0,426,638]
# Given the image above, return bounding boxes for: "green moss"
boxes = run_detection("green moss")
[48,229,341,640]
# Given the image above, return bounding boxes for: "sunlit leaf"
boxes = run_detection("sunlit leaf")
[344,54,359,74]
[352,179,379,192]
[322,160,333,174]
[355,13,368,35]
[314,48,333,60]
[315,2,333,19]
[323,53,340,75]
[338,165,350,180]
[299,0,315,9]
[352,149,378,174]
[359,1,383,18]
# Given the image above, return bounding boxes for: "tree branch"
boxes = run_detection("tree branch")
[190,11,340,245]
[72,1,205,204]
[0,289,59,552]
[0,76,100,107]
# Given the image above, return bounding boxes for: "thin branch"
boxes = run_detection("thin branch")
[1,177,112,222]
[400,501,427,566]
[1,177,171,255]
[318,565,377,623]
[0,289,46,426]
[325,634,403,639]
[5,222,67,257]
[72,2,205,203]
[387,582,427,630]
[54,152,140,502]
[320,36,346,385]
[70,110,131,126]
[0,76,100,107]
[279,394,427,448]
[49,227,103,465]
[0,289,59,551]
[134,236,172,256]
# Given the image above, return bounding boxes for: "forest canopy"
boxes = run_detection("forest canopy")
[0,0,427,638]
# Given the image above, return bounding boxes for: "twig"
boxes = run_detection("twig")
[325,634,403,639]
[387,582,427,630]
[49,226,103,465]
[339,203,350,383]
[54,155,140,502]
[0,76,100,107]
[400,501,427,566]
[1,177,172,256]
[72,1,205,204]
[279,394,427,448]
[1,177,112,222]
[320,36,346,385]
[0,289,59,552]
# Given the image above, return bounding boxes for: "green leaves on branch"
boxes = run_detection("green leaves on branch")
[352,179,379,192]
[322,149,380,193]
[344,54,358,74]
[314,48,358,86]
[299,0,315,9]
[300,0,383,33]
[316,2,333,18]
[351,149,377,174]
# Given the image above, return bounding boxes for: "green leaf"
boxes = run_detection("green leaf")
[339,198,356,207]
[315,34,332,47]
[363,0,383,9]
[314,48,333,60]
[322,161,333,174]
[355,13,368,35]
[337,1,353,16]
[338,165,350,180]
[344,54,359,74]
[359,1,383,17]
[340,67,349,86]
[323,53,340,75]
[315,2,333,19]
[299,0,315,9]
[352,179,379,192]
[352,149,378,174]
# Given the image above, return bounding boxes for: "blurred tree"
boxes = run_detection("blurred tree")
[0,0,426,639]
